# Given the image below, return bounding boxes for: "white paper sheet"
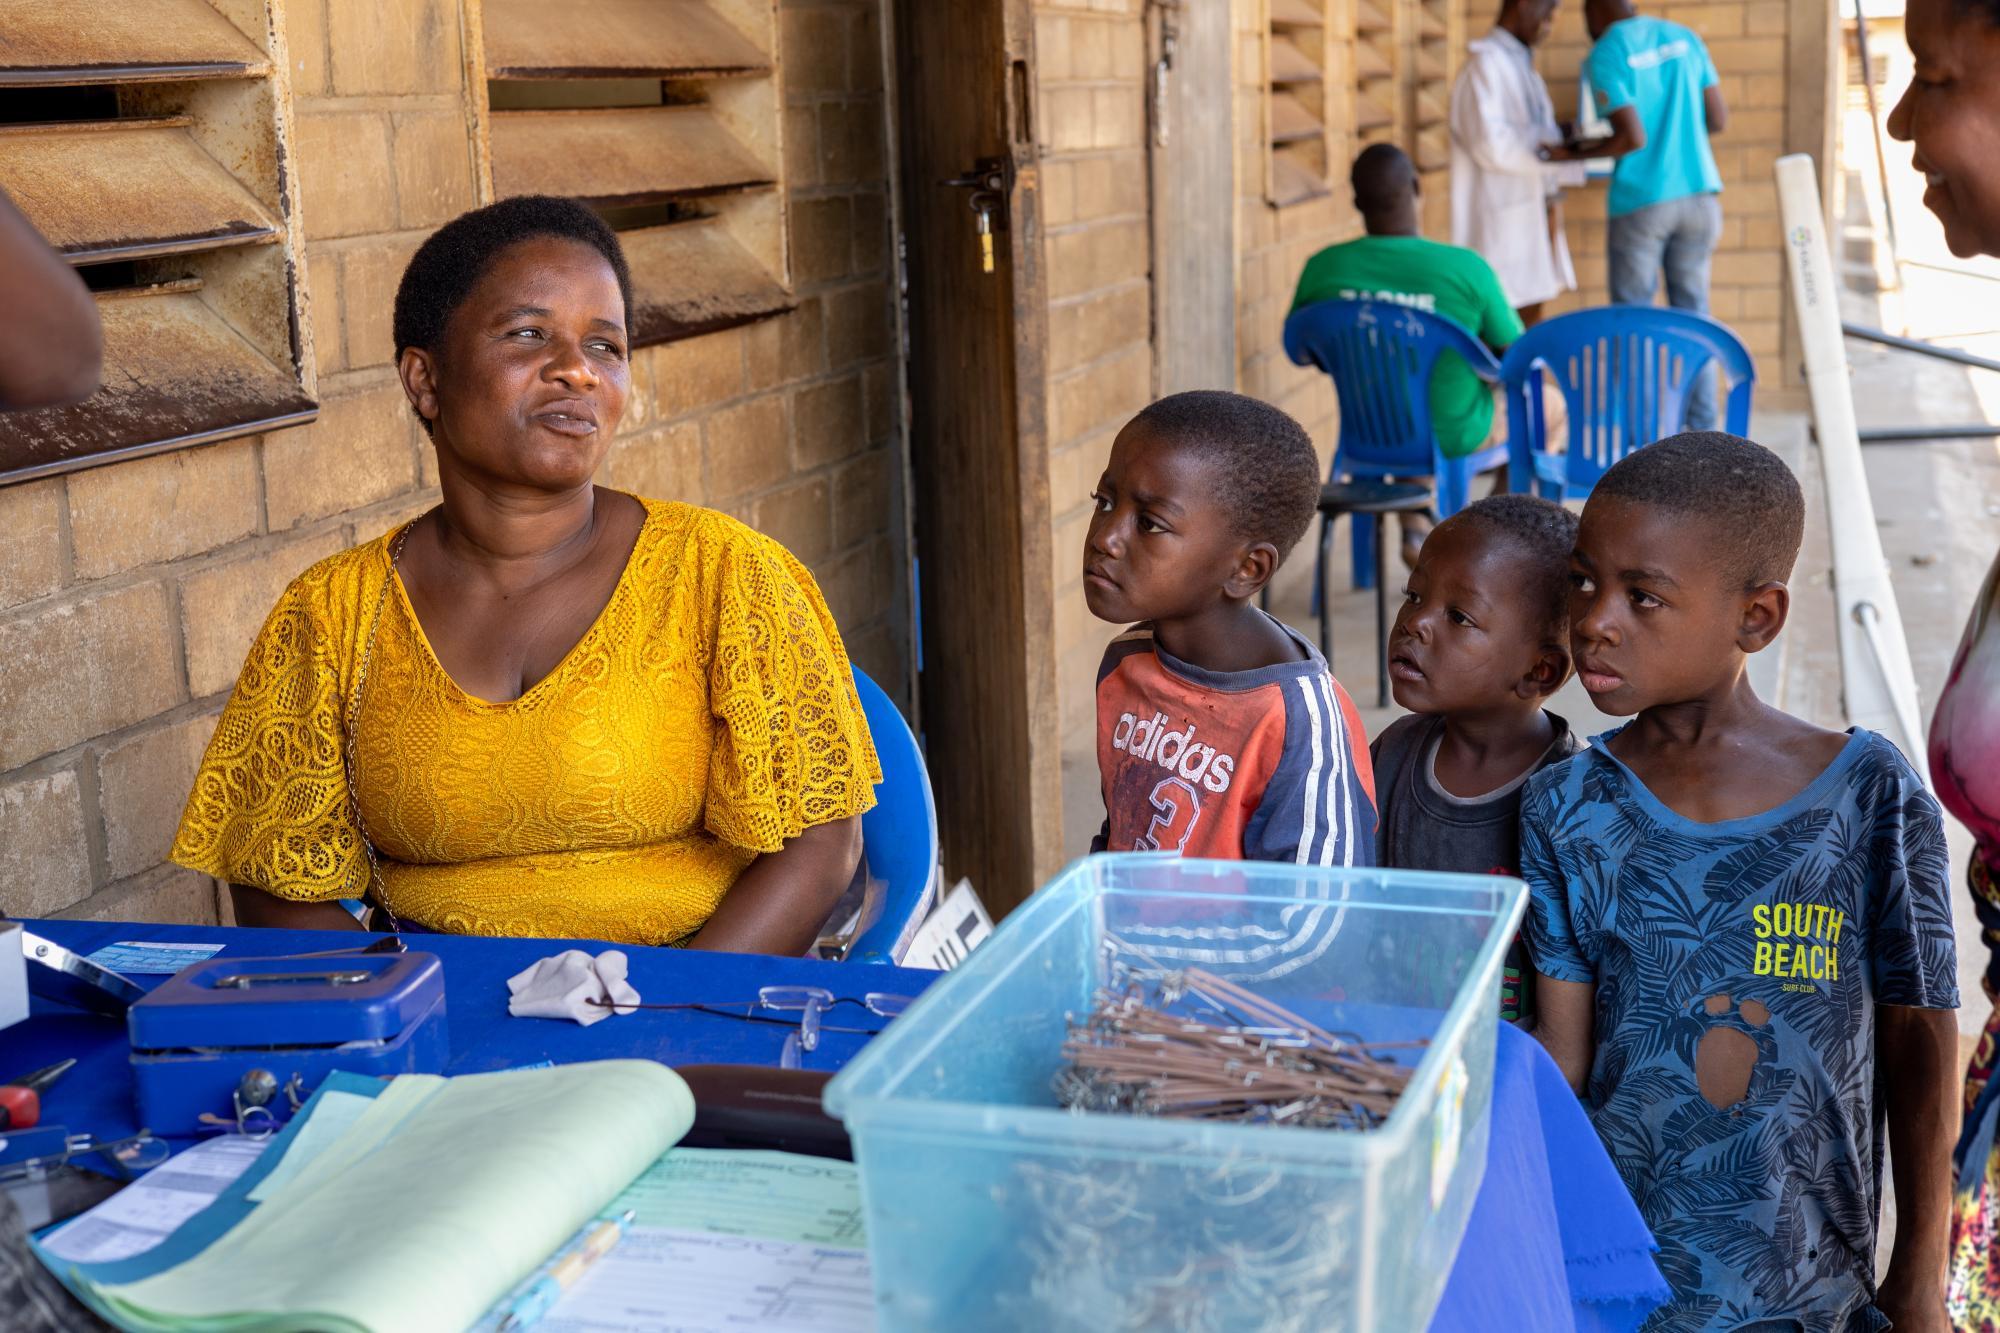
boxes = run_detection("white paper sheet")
[541,1227,873,1333]
[39,1135,269,1264]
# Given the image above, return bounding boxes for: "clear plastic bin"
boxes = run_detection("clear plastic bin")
[823,853,1527,1333]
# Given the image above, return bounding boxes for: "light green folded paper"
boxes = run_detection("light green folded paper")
[81,1060,693,1333]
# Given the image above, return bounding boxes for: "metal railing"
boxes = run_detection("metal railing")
[1852,600,1929,768]
[1779,154,1931,774]
[1841,322,2000,443]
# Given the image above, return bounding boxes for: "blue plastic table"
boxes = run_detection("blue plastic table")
[3,920,1665,1330]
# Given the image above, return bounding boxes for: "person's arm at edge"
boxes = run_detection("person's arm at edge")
[686,815,862,955]
[1698,32,1726,135]
[1559,105,1645,161]
[1873,1003,1958,1330]
[1532,975,1596,1092]
[0,190,100,408]
[1517,782,1591,1087]
[229,884,369,931]
[1703,84,1728,135]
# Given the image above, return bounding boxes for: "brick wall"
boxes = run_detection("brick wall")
[0,0,902,925]
[1474,0,1799,372]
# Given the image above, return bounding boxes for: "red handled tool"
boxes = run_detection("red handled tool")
[0,1058,76,1130]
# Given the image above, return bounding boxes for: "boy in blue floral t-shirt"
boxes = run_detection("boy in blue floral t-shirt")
[1525,434,1959,1332]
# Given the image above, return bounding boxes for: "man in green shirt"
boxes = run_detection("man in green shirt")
[1291,144,1523,460]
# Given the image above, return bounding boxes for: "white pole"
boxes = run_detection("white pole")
[1774,153,1929,771]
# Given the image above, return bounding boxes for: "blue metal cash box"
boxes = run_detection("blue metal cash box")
[128,952,448,1133]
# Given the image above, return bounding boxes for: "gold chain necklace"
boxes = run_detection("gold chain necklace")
[342,521,416,932]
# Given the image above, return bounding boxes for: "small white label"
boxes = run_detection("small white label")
[902,880,994,970]
[1430,1056,1469,1209]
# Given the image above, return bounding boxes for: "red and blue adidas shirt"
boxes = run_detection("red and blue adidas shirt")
[1093,618,1377,867]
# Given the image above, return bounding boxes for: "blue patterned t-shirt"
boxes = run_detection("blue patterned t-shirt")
[1523,728,1958,1333]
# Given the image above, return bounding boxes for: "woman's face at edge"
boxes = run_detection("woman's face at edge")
[1889,0,2000,258]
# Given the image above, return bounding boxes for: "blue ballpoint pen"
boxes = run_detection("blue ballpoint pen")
[496,1209,636,1333]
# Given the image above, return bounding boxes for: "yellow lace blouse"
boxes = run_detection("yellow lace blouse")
[171,498,880,945]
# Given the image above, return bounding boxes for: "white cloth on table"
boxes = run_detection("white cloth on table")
[505,949,640,1026]
[1449,26,1589,309]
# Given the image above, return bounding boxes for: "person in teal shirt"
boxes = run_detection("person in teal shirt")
[1563,0,1728,429]
[1292,146,1523,565]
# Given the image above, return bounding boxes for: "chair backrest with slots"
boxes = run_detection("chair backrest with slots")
[1283,298,1502,476]
[847,666,940,966]
[1498,306,1756,500]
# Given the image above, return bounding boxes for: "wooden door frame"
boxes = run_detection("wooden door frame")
[890,0,1062,916]
[1147,0,1238,396]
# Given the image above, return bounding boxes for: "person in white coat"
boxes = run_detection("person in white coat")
[1449,0,1589,322]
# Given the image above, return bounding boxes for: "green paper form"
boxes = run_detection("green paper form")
[601,1148,865,1247]
[79,1061,693,1333]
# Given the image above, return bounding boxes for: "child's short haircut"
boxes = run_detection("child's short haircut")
[1130,390,1321,559]
[1593,431,1806,586]
[1441,494,1579,645]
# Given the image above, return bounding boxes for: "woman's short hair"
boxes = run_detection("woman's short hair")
[391,195,633,358]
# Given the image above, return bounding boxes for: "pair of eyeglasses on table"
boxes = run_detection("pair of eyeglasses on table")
[0,1125,172,1231]
[0,1128,169,1184]
[589,986,914,1068]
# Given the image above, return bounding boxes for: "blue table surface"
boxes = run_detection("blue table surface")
[5,920,1664,1331]
[5,920,941,1143]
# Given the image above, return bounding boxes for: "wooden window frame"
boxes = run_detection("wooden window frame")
[461,0,793,350]
[0,0,317,487]
[1353,0,1401,153]
[1264,0,1336,209]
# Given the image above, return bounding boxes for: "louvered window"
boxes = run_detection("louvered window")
[1353,0,1398,148]
[468,0,791,347]
[1266,0,1333,208]
[0,0,315,486]
[1410,0,1458,231]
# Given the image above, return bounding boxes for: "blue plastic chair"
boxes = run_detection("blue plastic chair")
[1284,299,1510,591]
[1497,305,1755,502]
[846,665,941,965]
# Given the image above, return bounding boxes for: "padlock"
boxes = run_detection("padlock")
[973,198,996,274]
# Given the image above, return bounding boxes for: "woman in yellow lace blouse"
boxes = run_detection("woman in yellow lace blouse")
[171,197,879,952]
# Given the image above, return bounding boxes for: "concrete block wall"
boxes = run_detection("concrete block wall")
[1471,0,1800,373]
[1034,0,1158,767]
[0,0,903,924]
[1233,0,1350,610]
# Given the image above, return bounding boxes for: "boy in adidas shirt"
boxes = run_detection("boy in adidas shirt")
[1086,391,1376,868]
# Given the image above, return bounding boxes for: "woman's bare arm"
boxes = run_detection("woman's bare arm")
[229,884,369,931]
[686,817,864,956]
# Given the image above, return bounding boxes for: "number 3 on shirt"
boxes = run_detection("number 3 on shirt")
[1139,777,1202,852]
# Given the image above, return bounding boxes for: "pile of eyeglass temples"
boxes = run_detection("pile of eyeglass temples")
[1054,964,1426,1130]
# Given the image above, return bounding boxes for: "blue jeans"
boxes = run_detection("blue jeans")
[1607,192,1724,432]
